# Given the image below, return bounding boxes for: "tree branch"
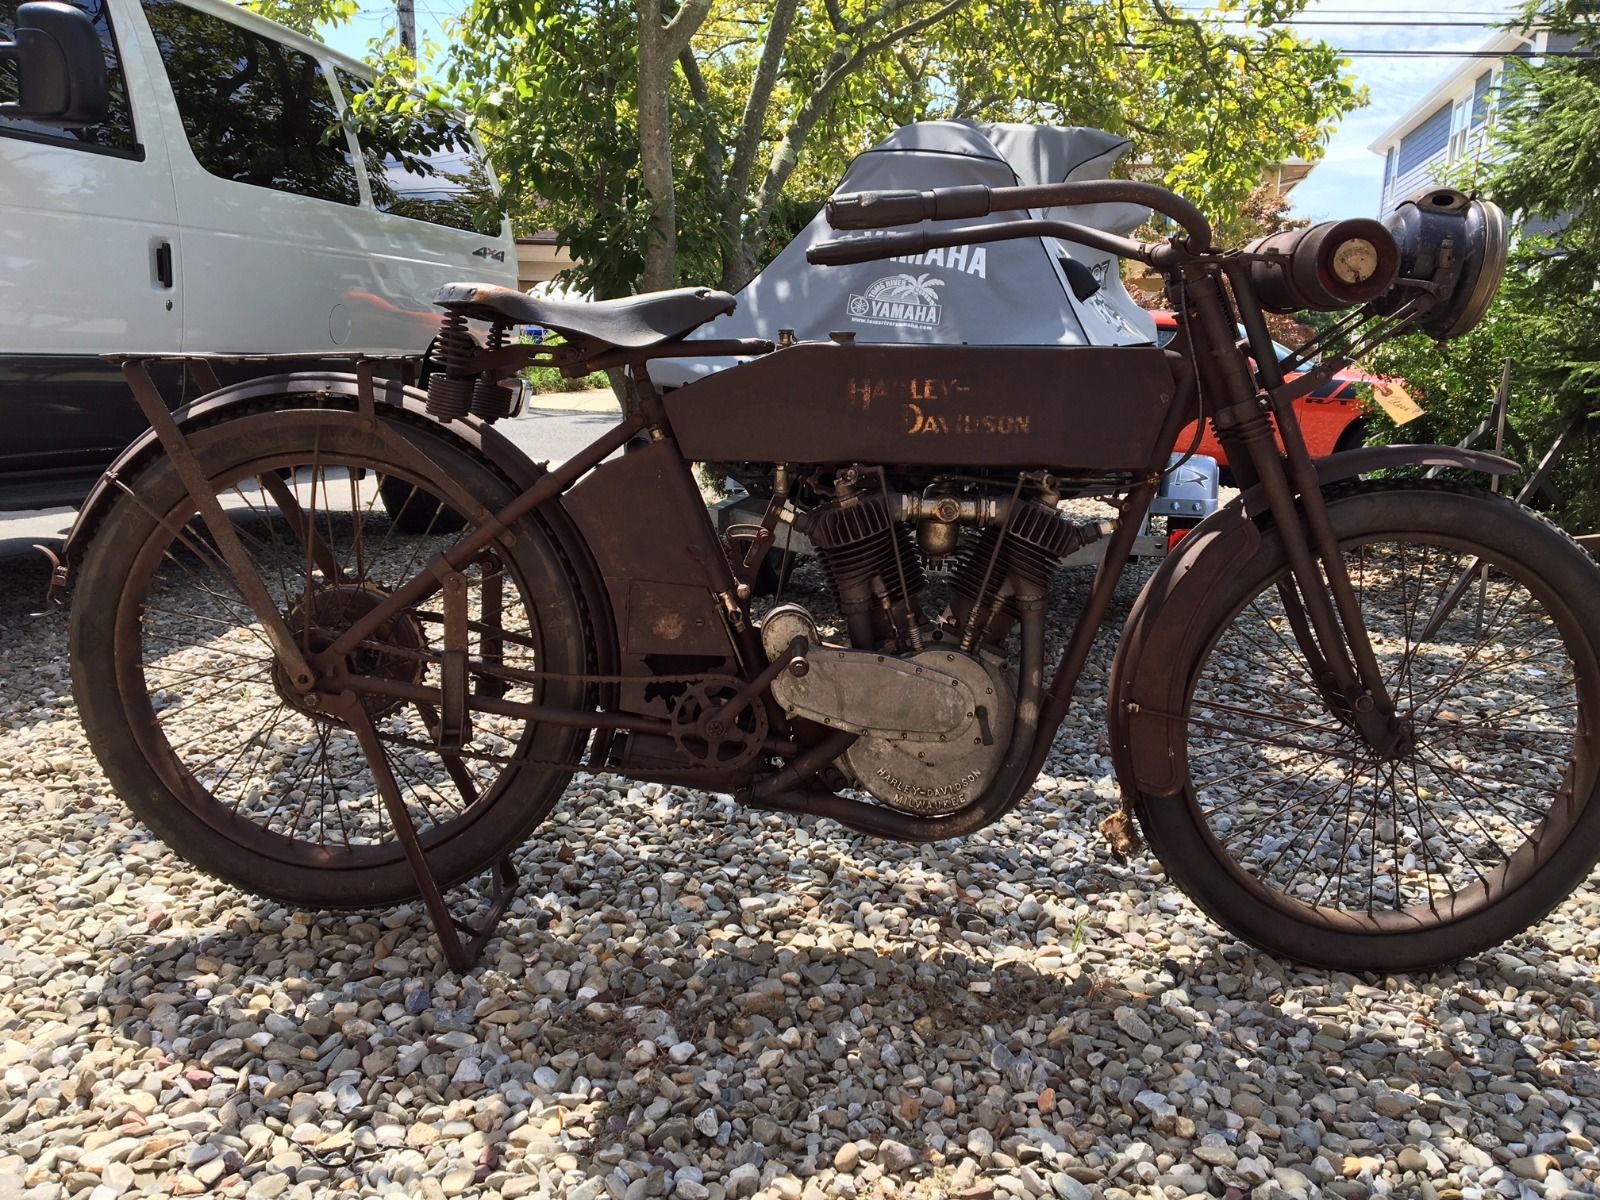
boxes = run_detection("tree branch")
[753,0,971,221]
[1146,0,1226,155]
[722,0,801,225]
[662,0,712,59]
[677,49,724,194]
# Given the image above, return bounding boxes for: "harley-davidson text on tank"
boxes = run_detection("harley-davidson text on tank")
[846,375,1034,439]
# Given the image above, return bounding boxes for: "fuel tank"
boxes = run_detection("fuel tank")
[663,342,1179,471]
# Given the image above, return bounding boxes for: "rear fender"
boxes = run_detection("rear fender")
[61,371,618,676]
[1108,442,1519,801]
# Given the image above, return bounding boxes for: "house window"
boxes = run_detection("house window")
[1449,97,1471,160]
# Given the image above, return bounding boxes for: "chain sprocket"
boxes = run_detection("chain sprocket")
[669,680,769,770]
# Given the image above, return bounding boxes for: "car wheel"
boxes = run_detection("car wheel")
[1333,418,1367,455]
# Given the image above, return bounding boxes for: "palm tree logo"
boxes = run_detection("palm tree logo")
[867,273,946,304]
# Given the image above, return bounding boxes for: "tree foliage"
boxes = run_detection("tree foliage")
[425,0,1361,298]
[1367,0,1600,534]
[240,0,356,37]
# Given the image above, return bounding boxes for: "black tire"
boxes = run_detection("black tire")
[378,473,468,535]
[1332,418,1367,455]
[71,405,591,909]
[750,546,795,598]
[1136,484,1600,971]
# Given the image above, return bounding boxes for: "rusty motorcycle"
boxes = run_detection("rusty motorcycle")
[58,179,1600,972]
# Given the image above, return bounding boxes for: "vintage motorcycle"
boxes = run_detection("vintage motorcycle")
[57,179,1600,974]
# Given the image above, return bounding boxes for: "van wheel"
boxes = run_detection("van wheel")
[378,474,468,535]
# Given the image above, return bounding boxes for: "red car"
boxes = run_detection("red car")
[1151,310,1372,465]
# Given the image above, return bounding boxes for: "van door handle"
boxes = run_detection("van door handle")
[154,240,173,288]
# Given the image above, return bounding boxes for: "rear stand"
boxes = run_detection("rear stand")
[113,353,521,972]
[343,690,524,972]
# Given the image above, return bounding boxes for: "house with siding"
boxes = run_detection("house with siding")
[1369,27,1587,214]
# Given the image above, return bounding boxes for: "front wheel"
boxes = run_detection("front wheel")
[1137,484,1600,971]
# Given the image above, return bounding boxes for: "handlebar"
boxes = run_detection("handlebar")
[823,179,1212,255]
[807,218,1155,269]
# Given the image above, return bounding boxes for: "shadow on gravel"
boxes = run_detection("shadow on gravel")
[63,842,1600,1196]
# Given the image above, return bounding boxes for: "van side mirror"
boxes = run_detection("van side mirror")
[0,1,109,127]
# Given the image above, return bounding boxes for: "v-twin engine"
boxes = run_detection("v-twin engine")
[761,607,1015,814]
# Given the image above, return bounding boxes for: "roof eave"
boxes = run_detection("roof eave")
[1367,29,1533,154]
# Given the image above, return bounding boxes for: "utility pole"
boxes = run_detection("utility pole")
[397,0,416,54]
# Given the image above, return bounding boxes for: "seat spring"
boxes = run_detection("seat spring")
[471,323,514,422]
[427,311,477,421]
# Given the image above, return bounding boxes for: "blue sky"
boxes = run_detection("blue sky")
[1282,0,1524,220]
[316,0,1525,223]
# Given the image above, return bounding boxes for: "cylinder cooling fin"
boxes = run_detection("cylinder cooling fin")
[951,501,1107,646]
[803,485,926,648]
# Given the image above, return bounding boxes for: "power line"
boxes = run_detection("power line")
[1213,19,1518,26]
[1332,48,1592,57]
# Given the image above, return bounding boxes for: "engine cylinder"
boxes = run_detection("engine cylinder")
[805,489,925,648]
[952,502,1106,644]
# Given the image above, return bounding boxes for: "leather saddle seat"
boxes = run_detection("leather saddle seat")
[435,282,736,350]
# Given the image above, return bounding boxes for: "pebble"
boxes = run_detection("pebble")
[879,1140,917,1172]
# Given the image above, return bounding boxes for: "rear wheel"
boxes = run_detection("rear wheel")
[71,406,591,908]
[1137,485,1600,970]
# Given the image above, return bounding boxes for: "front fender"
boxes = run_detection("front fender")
[1107,442,1520,801]
[60,371,618,677]
[1237,443,1517,517]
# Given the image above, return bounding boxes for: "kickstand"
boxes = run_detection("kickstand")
[442,856,521,972]
[342,696,521,972]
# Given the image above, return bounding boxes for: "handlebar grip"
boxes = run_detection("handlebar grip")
[826,184,993,230]
[807,231,929,266]
[826,190,929,229]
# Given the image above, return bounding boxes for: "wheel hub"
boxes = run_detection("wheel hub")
[272,584,426,718]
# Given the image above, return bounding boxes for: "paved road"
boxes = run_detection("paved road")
[499,391,624,465]
[0,393,623,564]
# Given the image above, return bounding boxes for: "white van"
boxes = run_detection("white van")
[0,0,518,508]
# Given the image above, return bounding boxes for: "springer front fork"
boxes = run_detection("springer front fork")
[1184,272,1406,755]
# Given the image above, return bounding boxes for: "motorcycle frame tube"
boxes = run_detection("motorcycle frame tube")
[317,412,646,667]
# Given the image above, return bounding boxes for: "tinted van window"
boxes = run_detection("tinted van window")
[144,0,358,204]
[337,69,501,236]
[0,0,137,153]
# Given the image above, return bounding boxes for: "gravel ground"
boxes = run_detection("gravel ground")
[2,535,1599,1200]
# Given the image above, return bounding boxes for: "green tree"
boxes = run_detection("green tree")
[241,0,356,37]
[1368,0,1599,534]
[432,0,1361,298]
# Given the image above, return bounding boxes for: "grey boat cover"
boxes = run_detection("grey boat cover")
[652,121,1157,388]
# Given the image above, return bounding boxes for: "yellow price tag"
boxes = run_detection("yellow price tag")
[1372,381,1425,426]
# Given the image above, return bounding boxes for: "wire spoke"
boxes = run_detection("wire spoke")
[1186,529,1587,921]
